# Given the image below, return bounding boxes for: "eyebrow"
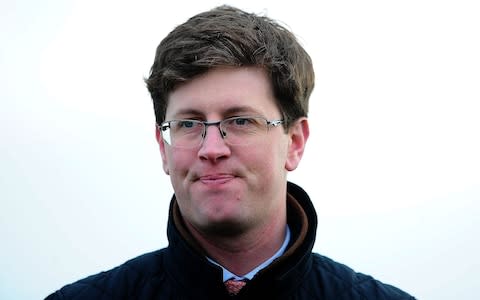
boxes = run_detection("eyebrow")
[172,105,261,119]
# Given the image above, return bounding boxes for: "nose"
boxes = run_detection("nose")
[198,124,231,161]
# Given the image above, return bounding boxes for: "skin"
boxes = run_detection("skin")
[156,66,309,275]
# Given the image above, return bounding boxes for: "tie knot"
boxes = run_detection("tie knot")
[224,278,247,295]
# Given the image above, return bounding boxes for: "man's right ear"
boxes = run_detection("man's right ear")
[155,126,170,175]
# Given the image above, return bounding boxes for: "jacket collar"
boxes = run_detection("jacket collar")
[164,181,317,298]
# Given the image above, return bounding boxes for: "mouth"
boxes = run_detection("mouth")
[197,174,236,185]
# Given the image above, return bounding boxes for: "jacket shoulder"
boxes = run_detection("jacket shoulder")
[305,253,415,299]
[45,249,167,300]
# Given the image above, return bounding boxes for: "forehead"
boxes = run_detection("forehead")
[165,67,279,119]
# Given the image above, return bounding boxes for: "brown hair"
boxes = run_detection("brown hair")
[145,5,315,128]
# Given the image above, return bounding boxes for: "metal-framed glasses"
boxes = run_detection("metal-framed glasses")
[158,116,284,148]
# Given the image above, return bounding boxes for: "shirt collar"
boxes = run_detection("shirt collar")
[207,225,291,282]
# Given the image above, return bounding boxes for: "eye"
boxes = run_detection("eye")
[233,117,254,126]
[178,120,196,128]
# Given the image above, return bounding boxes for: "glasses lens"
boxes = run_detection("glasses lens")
[164,120,203,148]
[221,117,267,145]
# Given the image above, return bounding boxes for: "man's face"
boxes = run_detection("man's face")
[156,67,308,236]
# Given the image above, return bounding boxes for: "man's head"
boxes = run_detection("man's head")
[146,5,314,130]
[146,6,314,239]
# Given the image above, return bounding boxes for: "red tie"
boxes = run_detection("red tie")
[224,279,247,295]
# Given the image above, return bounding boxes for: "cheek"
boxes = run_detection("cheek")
[165,149,194,175]
[242,140,288,174]
[259,135,289,166]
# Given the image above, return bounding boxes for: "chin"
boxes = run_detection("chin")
[201,218,248,237]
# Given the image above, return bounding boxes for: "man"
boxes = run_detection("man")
[46,5,415,299]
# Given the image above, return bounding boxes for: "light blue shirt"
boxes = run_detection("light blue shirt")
[207,226,291,282]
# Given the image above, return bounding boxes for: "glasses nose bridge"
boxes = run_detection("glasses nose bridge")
[202,120,226,141]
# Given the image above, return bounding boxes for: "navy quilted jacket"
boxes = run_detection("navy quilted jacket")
[46,182,415,299]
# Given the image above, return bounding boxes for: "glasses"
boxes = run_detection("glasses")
[158,116,284,148]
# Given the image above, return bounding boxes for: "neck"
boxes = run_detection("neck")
[184,207,287,276]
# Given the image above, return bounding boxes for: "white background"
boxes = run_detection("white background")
[1,0,479,299]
